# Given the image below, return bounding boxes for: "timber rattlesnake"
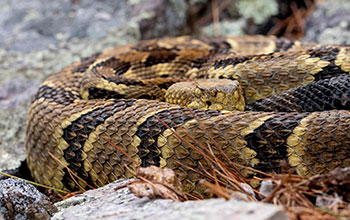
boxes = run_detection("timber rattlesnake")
[26,35,350,197]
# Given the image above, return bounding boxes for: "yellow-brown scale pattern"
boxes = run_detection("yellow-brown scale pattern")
[26,35,350,197]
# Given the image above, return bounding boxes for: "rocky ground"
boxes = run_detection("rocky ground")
[1,0,350,219]
[53,179,287,220]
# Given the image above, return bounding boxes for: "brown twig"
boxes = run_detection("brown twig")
[268,0,318,39]
[211,0,220,36]
[48,152,94,191]
[123,165,187,202]
[188,109,248,184]
[106,109,350,220]
[105,137,140,168]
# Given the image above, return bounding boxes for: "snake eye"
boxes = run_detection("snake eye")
[206,101,212,106]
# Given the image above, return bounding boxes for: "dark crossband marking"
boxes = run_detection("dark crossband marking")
[190,49,225,70]
[246,91,301,112]
[88,88,126,100]
[103,77,145,86]
[309,47,349,80]
[290,75,350,111]
[72,52,102,73]
[62,99,136,190]
[135,108,221,167]
[33,85,78,105]
[144,49,179,67]
[247,74,350,112]
[213,56,252,70]
[87,79,177,100]
[208,41,232,50]
[244,112,309,174]
[191,57,211,69]
[94,57,131,76]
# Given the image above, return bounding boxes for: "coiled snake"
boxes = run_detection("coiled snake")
[26,35,350,197]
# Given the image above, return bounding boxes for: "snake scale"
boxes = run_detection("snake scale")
[26,35,350,197]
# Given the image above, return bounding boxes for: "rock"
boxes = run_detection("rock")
[304,0,350,44]
[0,0,187,52]
[0,0,187,172]
[259,180,276,199]
[234,0,278,25]
[132,0,187,39]
[202,19,246,37]
[0,178,57,220]
[0,79,40,171]
[53,179,288,220]
[200,0,278,36]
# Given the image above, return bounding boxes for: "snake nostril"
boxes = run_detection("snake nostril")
[206,101,212,106]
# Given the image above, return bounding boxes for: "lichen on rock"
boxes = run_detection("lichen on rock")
[0,178,57,220]
[234,0,278,24]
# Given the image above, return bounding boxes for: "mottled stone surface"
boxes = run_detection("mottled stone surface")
[0,178,57,220]
[201,0,278,36]
[0,0,186,171]
[0,0,187,52]
[53,179,288,220]
[235,0,278,24]
[304,0,350,45]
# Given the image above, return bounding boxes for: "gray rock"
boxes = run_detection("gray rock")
[0,178,57,220]
[0,0,187,52]
[0,0,187,171]
[304,0,350,45]
[202,19,246,37]
[234,0,278,25]
[200,0,278,36]
[0,79,39,171]
[53,179,288,220]
[259,180,275,199]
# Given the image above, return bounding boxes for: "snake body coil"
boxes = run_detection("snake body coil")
[26,35,350,197]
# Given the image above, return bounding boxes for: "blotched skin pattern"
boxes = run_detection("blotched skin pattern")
[26,35,350,198]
